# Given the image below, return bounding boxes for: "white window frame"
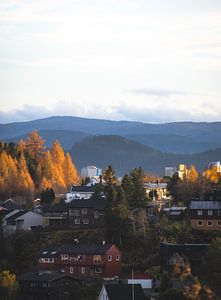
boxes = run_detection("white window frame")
[217,221,221,226]
[197,210,203,216]
[81,267,85,274]
[83,219,89,225]
[82,208,87,214]
[208,210,213,216]
[94,210,99,219]
[61,254,68,261]
[108,255,112,261]
[95,267,102,273]
[75,219,80,225]
[197,220,203,226]
[70,266,74,274]
[207,220,213,226]
[116,254,120,261]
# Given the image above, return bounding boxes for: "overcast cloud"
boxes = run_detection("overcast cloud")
[0,0,221,124]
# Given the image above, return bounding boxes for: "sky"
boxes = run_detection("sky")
[0,0,221,124]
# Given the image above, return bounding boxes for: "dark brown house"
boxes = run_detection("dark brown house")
[18,271,77,300]
[68,199,106,229]
[189,200,221,230]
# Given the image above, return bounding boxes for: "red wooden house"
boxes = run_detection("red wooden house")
[38,243,121,279]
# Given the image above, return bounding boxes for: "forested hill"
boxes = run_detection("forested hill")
[1,116,221,154]
[70,135,221,176]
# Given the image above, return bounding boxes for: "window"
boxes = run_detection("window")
[75,219,80,225]
[83,219,89,225]
[93,255,102,263]
[70,267,73,274]
[95,267,102,273]
[197,220,203,226]
[61,254,68,261]
[81,267,85,274]
[208,210,213,216]
[116,254,120,261]
[218,210,221,216]
[71,209,79,216]
[82,208,87,214]
[217,221,221,226]
[197,210,203,216]
[94,210,99,219]
[108,255,112,261]
[207,221,213,226]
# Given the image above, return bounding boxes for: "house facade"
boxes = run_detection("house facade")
[38,243,121,279]
[66,186,96,203]
[18,271,77,299]
[68,199,106,229]
[160,242,209,273]
[189,200,221,231]
[3,210,44,236]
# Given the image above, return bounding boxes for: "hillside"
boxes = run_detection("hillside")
[1,116,221,154]
[3,129,90,150]
[70,135,221,176]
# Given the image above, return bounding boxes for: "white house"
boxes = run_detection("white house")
[65,186,96,203]
[127,272,153,289]
[81,166,102,178]
[3,211,44,236]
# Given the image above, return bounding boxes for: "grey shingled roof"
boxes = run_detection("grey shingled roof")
[189,201,221,210]
[104,284,146,300]
[70,186,96,192]
[18,271,70,282]
[68,199,107,210]
[5,210,26,221]
[58,243,112,255]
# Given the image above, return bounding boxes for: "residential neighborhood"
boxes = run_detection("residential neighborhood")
[0,135,221,300]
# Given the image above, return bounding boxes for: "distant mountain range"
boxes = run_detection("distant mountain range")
[1,116,221,175]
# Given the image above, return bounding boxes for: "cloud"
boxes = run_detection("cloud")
[132,88,187,97]
[0,93,221,125]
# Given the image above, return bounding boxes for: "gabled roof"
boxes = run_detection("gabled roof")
[5,210,27,221]
[189,201,221,210]
[58,243,113,255]
[70,186,96,193]
[2,199,21,210]
[68,199,107,210]
[39,245,60,258]
[18,271,72,282]
[39,243,116,257]
[104,284,146,300]
[46,203,68,213]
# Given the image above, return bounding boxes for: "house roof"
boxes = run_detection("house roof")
[68,199,107,210]
[39,243,116,257]
[189,201,221,210]
[2,199,21,210]
[39,246,60,258]
[104,284,146,300]
[58,243,113,255]
[70,186,96,193]
[46,203,68,213]
[18,271,71,282]
[5,210,27,221]
[127,272,152,280]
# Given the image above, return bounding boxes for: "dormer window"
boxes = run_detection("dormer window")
[197,210,203,216]
[208,210,213,216]
[61,254,68,261]
[82,208,87,214]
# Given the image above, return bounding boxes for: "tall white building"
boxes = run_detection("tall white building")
[81,166,102,178]
[165,167,177,177]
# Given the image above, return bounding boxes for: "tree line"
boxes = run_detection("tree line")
[0,131,78,204]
